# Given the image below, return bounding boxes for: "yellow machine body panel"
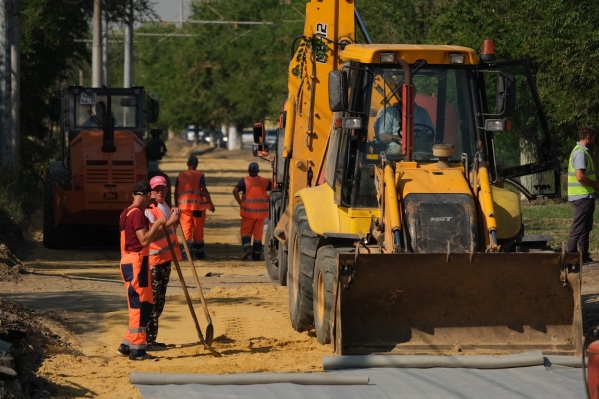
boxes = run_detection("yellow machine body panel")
[297,183,379,236]
[397,163,472,197]
[297,184,341,234]
[338,207,378,237]
[284,0,355,221]
[491,186,522,240]
[340,44,480,65]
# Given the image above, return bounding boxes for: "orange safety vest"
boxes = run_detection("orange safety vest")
[146,204,182,266]
[177,170,210,211]
[120,207,152,304]
[240,176,269,219]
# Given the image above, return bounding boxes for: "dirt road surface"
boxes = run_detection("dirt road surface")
[0,137,598,398]
[1,140,327,398]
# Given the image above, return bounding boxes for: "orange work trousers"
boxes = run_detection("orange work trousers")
[241,217,265,241]
[180,210,206,243]
[120,251,153,352]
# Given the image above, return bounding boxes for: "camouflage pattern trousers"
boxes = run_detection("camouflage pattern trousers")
[146,262,172,343]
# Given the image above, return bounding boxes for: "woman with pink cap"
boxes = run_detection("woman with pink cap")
[143,175,182,348]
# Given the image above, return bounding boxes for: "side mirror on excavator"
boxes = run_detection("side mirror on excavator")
[328,70,349,112]
[49,97,61,122]
[496,73,515,117]
[252,122,269,157]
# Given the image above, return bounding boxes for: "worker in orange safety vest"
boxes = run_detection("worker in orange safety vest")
[232,162,271,260]
[144,175,182,349]
[175,155,215,260]
[116,181,166,361]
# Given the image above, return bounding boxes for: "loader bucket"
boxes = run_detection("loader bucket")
[333,252,582,356]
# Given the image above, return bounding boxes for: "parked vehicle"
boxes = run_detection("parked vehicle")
[184,125,202,143]
[204,130,228,148]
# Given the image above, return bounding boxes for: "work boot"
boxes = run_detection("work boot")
[116,344,130,356]
[251,241,263,261]
[192,242,206,260]
[583,256,595,265]
[146,341,167,350]
[129,352,158,361]
[241,250,252,260]
[181,245,188,261]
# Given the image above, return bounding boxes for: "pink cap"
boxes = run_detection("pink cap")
[150,175,168,189]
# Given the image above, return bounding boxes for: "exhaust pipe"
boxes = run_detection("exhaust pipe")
[101,85,116,153]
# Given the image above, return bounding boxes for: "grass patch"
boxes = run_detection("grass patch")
[522,201,599,253]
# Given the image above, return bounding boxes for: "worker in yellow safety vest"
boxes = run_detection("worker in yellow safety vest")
[567,126,599,265]
[175,155,215,260]
[144,175,182,348]
[232,162,271,260]
[116,181,166,361]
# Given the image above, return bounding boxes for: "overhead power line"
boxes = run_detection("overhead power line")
[141,19,274,26]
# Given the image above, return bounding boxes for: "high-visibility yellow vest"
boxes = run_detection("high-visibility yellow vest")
[568,143,596,198]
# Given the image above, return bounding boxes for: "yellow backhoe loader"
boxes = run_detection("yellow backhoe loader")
[254,0,581,356]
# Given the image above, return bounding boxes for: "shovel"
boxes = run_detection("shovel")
[177,225,215,345]
[162,225,221,357]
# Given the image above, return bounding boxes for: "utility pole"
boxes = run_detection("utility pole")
[0,0,10,174]
[102,10,108,85]
[179,0,184,27]
[92,0,102,88]
[123,0,133,88]
[10,0,19,179]
[0,0,19,179]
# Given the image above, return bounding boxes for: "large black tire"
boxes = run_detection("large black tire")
[43,171,79,249]
[287,203,318,332]
[312,245,353,345]
[264,221,279,281]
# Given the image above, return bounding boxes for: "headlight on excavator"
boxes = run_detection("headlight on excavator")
[449,53,465,64]
[379,53,395,63]
[335,117,362,129]
[485,119,512,132]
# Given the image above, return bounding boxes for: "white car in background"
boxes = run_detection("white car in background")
[204,130,228,148]
[184,125,202,143]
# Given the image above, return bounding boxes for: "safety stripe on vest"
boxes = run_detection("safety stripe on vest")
[149,247,171,256]
[240,206,269,212]
[179,199,211,204]
[179,189,202,195]
[243,199,269,203]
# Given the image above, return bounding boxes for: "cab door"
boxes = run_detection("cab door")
[478,60,560,199]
